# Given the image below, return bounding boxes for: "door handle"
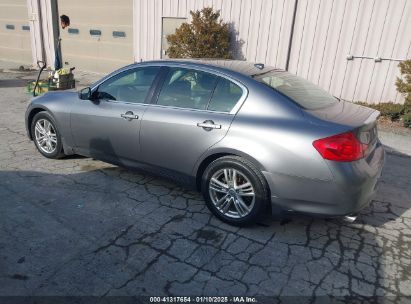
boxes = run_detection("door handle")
[121,111,139,121]
[197,120,222,130]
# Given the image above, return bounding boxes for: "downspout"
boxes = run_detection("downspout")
[53,0,61,69]
[285,0,298,71]
[36,0,47,66]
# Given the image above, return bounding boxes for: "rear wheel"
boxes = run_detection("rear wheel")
[201,156,269,226]
[31,112,65,159]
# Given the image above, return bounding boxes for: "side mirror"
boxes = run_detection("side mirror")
[79,87,92,100]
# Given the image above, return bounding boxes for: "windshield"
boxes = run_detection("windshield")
[255,71,338,110]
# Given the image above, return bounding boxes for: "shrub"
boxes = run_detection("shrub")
[166,7,231,59]
[355,102,405,121]
[402,112,411,128]
[396,60,411,113]
[373,103,405,121]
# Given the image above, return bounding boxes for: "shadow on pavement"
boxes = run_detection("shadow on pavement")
[0,149,410,298]
[0,79,31,88]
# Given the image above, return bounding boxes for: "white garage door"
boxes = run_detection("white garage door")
[57,0,133,73]
[0,0,32,64]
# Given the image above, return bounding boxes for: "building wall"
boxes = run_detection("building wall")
[57,0,134,73]
[134,0,411,104]
[0,0,409,104]
[0,0,32,64]
[287,0,411,104]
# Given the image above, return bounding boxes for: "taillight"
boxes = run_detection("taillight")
[313,131,368,162]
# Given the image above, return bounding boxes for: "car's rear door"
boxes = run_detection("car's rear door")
[70,66,161,163]
[140,66,246,175]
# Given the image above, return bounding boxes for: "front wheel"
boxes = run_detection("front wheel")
[201,156,269,226]
[31,111,65,159]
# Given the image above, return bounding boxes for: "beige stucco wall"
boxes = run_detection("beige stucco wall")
[57,0,134,73]
[0,0,32,64]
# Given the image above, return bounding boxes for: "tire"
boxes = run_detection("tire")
[31,111,65,159]
[201,156,269,226]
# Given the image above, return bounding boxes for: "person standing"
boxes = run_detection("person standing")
[55,15,70,70]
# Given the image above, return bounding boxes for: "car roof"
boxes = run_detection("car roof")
[139,59,283,77]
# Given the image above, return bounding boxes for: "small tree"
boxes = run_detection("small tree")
[396,59,411,113]
[166,7,231,59]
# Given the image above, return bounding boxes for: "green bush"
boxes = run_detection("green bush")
[166,7,231,59]
[355,102,405,121]
[402,112,411,128]
[372,103,405,121]
[396,60,411,113]
[396,59,411,128]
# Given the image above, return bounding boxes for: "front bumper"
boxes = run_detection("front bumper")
[263,142,385,217]
[24,105,33,139]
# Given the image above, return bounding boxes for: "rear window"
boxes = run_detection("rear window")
[255,71,338,110]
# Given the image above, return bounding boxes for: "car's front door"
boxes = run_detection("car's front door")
[140,67,246,175]
[70,66,161,164]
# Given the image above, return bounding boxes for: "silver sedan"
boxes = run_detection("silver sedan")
[25,60,385,225]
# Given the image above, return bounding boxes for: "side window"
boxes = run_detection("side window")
[208,78,243,112]
[157,68,218,110]
[96,66,160,103]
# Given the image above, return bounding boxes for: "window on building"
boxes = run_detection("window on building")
[113,31,126,38]
[89,29,101,36]
[68,28,79,34]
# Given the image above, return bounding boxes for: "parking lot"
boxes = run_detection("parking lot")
[0,67,410,300]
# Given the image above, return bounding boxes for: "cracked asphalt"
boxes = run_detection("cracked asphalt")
[0,67,410,301]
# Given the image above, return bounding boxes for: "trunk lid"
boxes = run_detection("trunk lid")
[304,100,378,128]
[305,100,380,160]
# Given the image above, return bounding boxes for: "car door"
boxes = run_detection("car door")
[140,67,246,175]
[70,66,161,164]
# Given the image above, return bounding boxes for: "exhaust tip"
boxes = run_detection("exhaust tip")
[343,214,357,223]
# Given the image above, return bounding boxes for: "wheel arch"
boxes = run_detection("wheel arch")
[27,106,73,156]
[194,148,267,192]
[27,106,48,139]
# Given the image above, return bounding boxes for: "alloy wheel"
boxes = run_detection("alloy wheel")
[34,119,58,154]
[208,168,255,218]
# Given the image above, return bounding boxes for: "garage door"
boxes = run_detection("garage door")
[57,0,133,73]
[0,0,32,64]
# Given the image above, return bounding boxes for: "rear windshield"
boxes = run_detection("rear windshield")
[255,71,338,110]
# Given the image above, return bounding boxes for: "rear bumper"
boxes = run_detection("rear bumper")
[263,142,385,217]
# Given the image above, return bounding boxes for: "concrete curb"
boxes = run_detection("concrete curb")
[378,130,411,157]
